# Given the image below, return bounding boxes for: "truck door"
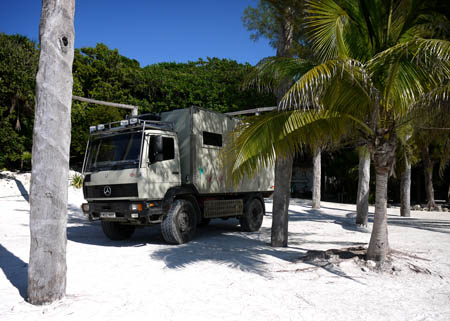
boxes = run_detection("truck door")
[144,133,181,199]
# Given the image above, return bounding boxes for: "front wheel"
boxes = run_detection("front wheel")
[101,221,136,240]
[240,198,264,232]
[161,199,197,244]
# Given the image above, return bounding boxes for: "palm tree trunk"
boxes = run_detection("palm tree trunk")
[356,147,370,226]
[311,147,321,209]
[270,6,295,247]
[271,155,293,247]
[367,168,390,262]
[422,145,436,209]
[400,160,411,217]
[28,0,75,305]
[367,136,396,262]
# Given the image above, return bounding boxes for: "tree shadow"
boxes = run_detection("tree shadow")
[14,178,29,202]
[66,209,364,280]
[0,244,28,299]
[267,207,372,234]
[273,205,450,235]
[387,217,450,235]
[150,220,303,276]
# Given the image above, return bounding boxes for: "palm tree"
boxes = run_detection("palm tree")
[396,127,415,217]
[28,0,75,305]
[243,0,306,247]
[413,108,450,210]
[225,0,450,262]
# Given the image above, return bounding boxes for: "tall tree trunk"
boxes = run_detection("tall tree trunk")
[270,6,294,247]
[422,145,436,209]
[367,137,396,262]
[271,155,293,247]
[356,147,370,226]
[28,0,75,305]
[311,147,321,209]
[400,159,411,217]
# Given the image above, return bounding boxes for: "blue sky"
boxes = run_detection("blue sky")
[0,0,275,66]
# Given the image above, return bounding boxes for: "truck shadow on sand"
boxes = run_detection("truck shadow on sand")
[66,204,168,246]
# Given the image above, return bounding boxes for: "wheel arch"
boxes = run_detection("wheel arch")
[163,185,201,223]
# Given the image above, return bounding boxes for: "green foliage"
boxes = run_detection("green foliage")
[0,36,275,170]
[242,0,315,59]
[142,57,275,113]
[0,33,38,169]
[69,173,84,189]
[242,1,278,47]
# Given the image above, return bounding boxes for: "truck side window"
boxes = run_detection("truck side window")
[149,135,174,163]
[162,137,174,160]
[203,131,222,147]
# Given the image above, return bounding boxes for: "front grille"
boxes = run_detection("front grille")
[84,183,138,198]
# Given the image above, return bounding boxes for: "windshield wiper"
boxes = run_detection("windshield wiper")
[110,160,139,170]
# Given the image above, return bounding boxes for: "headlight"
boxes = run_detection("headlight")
[81,203,90,212]
[129,203,143,211]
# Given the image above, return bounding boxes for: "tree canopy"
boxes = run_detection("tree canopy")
[0,35,275,169]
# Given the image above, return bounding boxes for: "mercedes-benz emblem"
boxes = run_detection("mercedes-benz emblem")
[103,186,112,197]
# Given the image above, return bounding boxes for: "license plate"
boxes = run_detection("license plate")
[100,212,116,218]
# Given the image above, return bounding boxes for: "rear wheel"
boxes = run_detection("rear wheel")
[161,199,197,244]
[101,221,135,240]
[240,198,264,232]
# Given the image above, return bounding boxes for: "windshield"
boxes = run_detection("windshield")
[85,131,142,172]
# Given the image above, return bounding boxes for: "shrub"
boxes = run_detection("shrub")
[70,173,83,189]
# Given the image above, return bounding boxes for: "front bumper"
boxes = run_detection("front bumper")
[81,201,164,224]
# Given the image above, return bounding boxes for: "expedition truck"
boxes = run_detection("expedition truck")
[81,107,274,244]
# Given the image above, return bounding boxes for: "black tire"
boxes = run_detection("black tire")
[161,199,197,244]
[240,198,264,232]
[101,221,136,240]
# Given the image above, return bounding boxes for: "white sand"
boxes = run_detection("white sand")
[1,171,449,321]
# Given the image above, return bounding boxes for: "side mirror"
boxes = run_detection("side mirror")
[149,135,164,164]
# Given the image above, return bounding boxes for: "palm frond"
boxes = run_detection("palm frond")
[242,56,314,94]
[369,38,450,79]
[280,58,375,112]
[366,38,450,116]
[221,109,360,185]
[304,0,350,61]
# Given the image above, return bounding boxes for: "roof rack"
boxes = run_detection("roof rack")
[89,117,174,135]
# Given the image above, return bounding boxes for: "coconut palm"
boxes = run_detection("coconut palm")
[225,0,450,262]
[28,0,75,304]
